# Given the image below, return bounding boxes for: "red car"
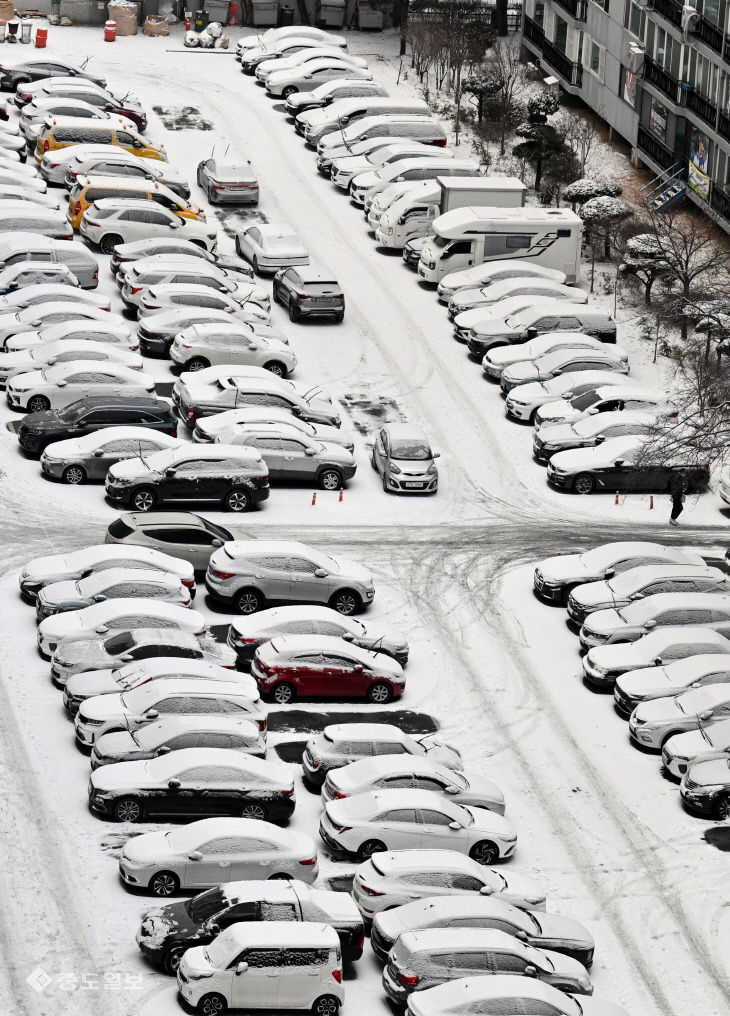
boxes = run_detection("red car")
[251,635,406,705]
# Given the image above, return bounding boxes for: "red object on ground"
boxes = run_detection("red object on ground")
[104,19,116,41]
[229,1,239,24]
[35,26,48,47]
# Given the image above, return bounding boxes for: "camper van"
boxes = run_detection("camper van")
[417,207,582,284]
[376,177,526,249]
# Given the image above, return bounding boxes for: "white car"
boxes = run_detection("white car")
[501,347,628,394]
[39,426,181,484]
[437,260,568,303]
[6,359,155,412]
[330,142,448,190]
[169,323,296,377]
[193,407,352,451]
[79,199,217,255]
[352,850,546,919]
[39,141,130,184]
[350,157,478,207]
[19,543,194,600]
[0,339,142,388]
[533,384,671,430]
[256,45,365,79]
[582,627,730,690]
[137,285,270,323]
[119,817,318,896]
[235,224,309,274]
[532,411,656,465]
[322,757,504,813]
[0,283,107,311]
[629,685,730,751]
[6,320,136,352]
[0,185,61,209]
[0,261,76,293]
[0,301,116,349]
[0,167,47,192]
[662,716,730,779]
[36,567,192,620]
[237,26,346,55]
[615,655,730,717]
[482,333,627,380]
[449,278,583,318]
[454,296,578,343]
[64,150,189,196]
[120,262,253,310]
[319,789,517,863]
[319,135,419,176]
[578,592,730,650]
[405,975,628,1016]
[266,60,372,98]
[505,371,637,424]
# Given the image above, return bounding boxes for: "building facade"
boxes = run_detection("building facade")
[520,0,730,231]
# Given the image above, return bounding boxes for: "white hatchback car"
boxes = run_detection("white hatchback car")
[193,407,353,451]
[170,323,296,378]
[6,359,155,412]
[629,685,730,750]
[235,224,309,274]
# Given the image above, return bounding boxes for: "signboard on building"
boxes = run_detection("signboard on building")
[623,67,637,107]
[688,127,711,201]
[648,96,668,140]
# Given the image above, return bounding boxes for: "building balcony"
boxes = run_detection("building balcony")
[718,109,730,141]
[637,126,677,171]
[686,88,718,128]
[650,0,683,29]
[693,15,724,54]
[542,39,583,87]
[643,55,679,102]
[523,14,545,49]
[553,0,587,19]
[710,184,730,221]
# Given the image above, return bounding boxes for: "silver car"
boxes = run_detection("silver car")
[36,567,191,621]
[193,407,353,452]
[40,427,180,484]
[196,157,259,205]
[222,422,356,490]
[105,511,233,571]
[371,423,439,494]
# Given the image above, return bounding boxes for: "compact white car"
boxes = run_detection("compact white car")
[532,411,656,465]
[170,323,296,377]
[119,817,318,895]
[320,136,419,176]
[578,592,730,650]
[137,284,269,322]
[319,789,517,863]
[405,975,628,1016]
[505,371,637,424]
[662,716,730,779]
[0,283,107,311]
[0,339,142,388]
[500,347,628,394]
[193,407,353,451]
[0,301,116,349]
[437,260,568,303]
[36,566,192,620]
[482,333,627,380]
[629,685,730,750]
[6,359,155,412]
[450,278,583,318]
[265,59,371,98]
[235,224,309,274]
[582,627,730,690]
[80,199,218,255]
[40,426,180,485]
[533,384,671,430]
[352,850,547,920]
[0,262,76,293]
[615,654,730,717]
[6,320,136,352]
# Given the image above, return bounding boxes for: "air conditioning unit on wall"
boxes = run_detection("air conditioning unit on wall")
[627,42,645,74]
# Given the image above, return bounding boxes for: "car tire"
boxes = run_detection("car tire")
[185,356,210,372]
[713,795,730,820]
[263,360,287,378]
[268,872,291,879]
[225,487,251,512]
[131,487,157,512]
[235,587,264,614]
[573,473,595,495]
[367,682,393,704]
[62,464,86,485]
[289,302,300,322]
[207,186,217,205]
[241,802,268,820]
[114,797,142,823]
[312,996,340,1016]
[370,449,378,471]
[197,992,227,1016]
[28,395,50,413]
[100,233,122,256]
[282,86,298,99]
[334,311,344,323]
[162,944,187,975]
[382,474,389,493]
[470,840,499,865]
[330,589,362,616]
[271,682,296,705]
[149,870,180,897]
[358,838,386,861]
[319,468,342,491]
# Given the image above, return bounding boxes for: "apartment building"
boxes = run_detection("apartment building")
[520,0,730,231]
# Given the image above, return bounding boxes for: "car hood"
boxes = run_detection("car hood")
[38,579,84,607]
[78,692,125,723]
[329,556,372,587]
[503,362,541,383]
[569,581,617,610]
[586,642,645,673]
[66,668,119,698]
[617,666,671,698]
[17,409,68,432]
[421,739,463,770]
[633,697,686,724]
[39,437,85,458]
[141,900,198,942]
[91,757,152,792]
[534,912,595,950]
[108,459,160,481]
[536,553,586,585]
[499,871,546,908]
[351,170,379,189]
[550,446,613,471]
[93,728,139,758]
[9,368,45,388]
[306,886,361,923]
[318,441,355,464]
[332,156,370,174]
[536,401,580,426]
[685,758,730,786]
[582,608,626,636]
[53,638,107,668]
[537,422,582,446]
[465,807,514,838]
[470,319,516,338]
[122,828,172,865]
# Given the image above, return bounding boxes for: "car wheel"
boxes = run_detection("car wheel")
[319,468,342,491]
[131,487,157,512]
[358,838,386,861]
[207,185,217,205]
[185,356,210,372]
[370,449,378,471]
[241,802,268,820]
[382,473,389,493]
[333,311,344,323]
[235,587,264,614]
[268,872,291,879]
[263,360,287,378]
[197,993,227,1016]
[100,233,122,256]
[252,255,260,273]
[62,464,85,485]
[283,86,298,99]
[114,797,142,823]
[330,589,362,615]
[149,870,180,897]
[271,682,295,705]
[162,944,187,975]
[312,996,340,1016]
[225,487,251,512]
[367,682,393,704]
[28,395,50,413]
[289,302,300,322]
[713,795,730,820]
[573,473,595,495]
[470,840,499,865]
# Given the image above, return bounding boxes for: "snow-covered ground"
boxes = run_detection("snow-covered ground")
[0,23,728,1016]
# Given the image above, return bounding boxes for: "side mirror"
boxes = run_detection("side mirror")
[207,922,221,936]
[188,851,203,861]
[432,452,440,459]
[443,785,459,794]
[165,467,176,476]
[304,447,315,456]
[700,710,714,721]
[587,407,599,415]
[630,592,644,600]
[236,961,248,975]
[524,964,538,977]
[514,930,528,941]
[342,632,354,641]
[526,328,538,338]
[314,568,327,578]
[479,885,494,895]
[93,449,104,457]
[95,626,109,634]
[613,459,625,466]
[56,379,66,387]
[170,218,182,228]
[353,663,363,672]
[448,821,461,830]
[168,778,181,789]
[605,568,615,578]
[144,709,159,720]
[644,619,656,629]
[595,436,605,444]
[159,745,171,753]
[653,657,663,666]
[211,538,223,547]
[94,593,106,602]
[120,654,133,662]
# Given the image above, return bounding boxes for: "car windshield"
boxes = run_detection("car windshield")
[56,400,90,422]
[164,825,206,852]
[571,391,600,411]
[391,440,431,460]
[581,546,633,571]
[103,632,135,654]
[188,888,227,922]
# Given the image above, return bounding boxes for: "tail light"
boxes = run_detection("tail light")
[299,856,316,865]
[336,295,344,303]
[93,269,99,280]
[398,973,419,987]
[131,286,142,294]
[236,635,259,645]
[145,304,160,310]
[130,343,140,351]
[353,932,365,951]
[70,171,78,180]
[181,342,193,349]
[309,757,321,769]
[283,787,294,796]
[169,426,177,436]
[211,569,236,580]
[146,385,155,393]
[182,579,195,588]
[74,200,82,214]
[187,407,195,419]
[330,821,351,833]
[49,162,60,169]
[332,970,342,984]
[43,140,49,152]
[258,719,267,732]
[360,885,383,897]
[334,791,347,799]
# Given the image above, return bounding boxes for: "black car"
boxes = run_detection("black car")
[17,396,177,456]
[2,60,105,95]
[136,881,365,974]
[273,266,345,323]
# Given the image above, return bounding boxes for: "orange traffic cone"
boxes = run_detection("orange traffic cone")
[311,492,317,506]
[339,488,343,503]
[614,491,620,505]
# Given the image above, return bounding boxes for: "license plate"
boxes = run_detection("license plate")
[404,481,424,488]
[312,297,333,304]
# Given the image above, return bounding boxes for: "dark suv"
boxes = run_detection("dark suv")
[273,266,345,322]
[17,396,177,456]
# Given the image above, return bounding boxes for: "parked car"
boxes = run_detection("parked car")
[319,789,517,863]
[500,347,628,395]
[118,817,318,895]
[350,157,479,207]
[468,304,617,360]
[532,411,656,464]
[196,157,258,205]
[220,423,356,490]
[235,224,308,274]
[194,407,352,452]
[0,167,48,192]
[0,185,62,209]
[533,384,672,430]
[443,260,566,303]
[169,323,295,378]
[105,445,270,514]
[302,724,462,787]
[119,260,253,310]
[0,284,107,311]
[285,78,388,116]
[237,26,346,56]
[0,302,115,350]
[662,716,730,779]
[6,359,155,413]
[582,627,730,690]
[0,339,140,390]
[482,333,626,380]
[680,759,730,818]
[322,757,504,813]
[141,881,360,976]
[36,567,191,621]
[404,976,628,1016]
[111,238,252,280]
[615,655,730,718]
[318,134,423,176]
[630,685,730,751]
[450,278,584,319]
[7,320,134,353]
[579,592,730,650]
[0,59,106,92]
[352,851,546,920]
[227,605,408,668]
[371,423,439,495]
[16,396,177,456]
[177,374,340,432]
[64,150,187,196]
[272,266,344,322]
[40,426,180,484]
[0,232,99,288]
[205,540,374,616]
[330,141,447,189]
[505,371,638,425]
[547,436,710,496]
[80,199,217,255]
[88,747,294,823]
[105,511,232,571]
[0,201,73,240]
[266,59,372,99]
[252,635,405,704]
[138,304,270,357]
[371,896,594,966]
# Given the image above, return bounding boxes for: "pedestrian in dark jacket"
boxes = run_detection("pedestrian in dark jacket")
[669,472,685,526]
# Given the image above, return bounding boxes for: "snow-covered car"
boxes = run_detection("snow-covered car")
[6,320,136,352]
[235,224,309,274]
[322,757,504,813]
[320,136,420,177]
[0,261,76,294]
[6,359,155,413]
[0,301,116,350]
[79,199,218,256]
[237,26,346,56]
[19,543,194,601]
[0,167,48,193]
[351,850,546,920]
[533,541,707,605]
[196,156,258,205]
[662,716,730,779]
[241,35,340,72]
[0,184,62,209]
[285,78,387,116]
[193,407,353,452]
[404,975,628,1016]
[680,758,730,818]
[302,723,462,786]
[0,283,107,311]
[532,411,656,464]
[533,384,672,430]
[330,142,449,190]
[504,371,637,424]
[169,323,295,377]
[104,512,233,572]
[615,655,730,717]
[40,426,180,484]
[218,423,356,491]
[350,157,478,208]
[582,627,730,690]
[227,604,407,668]
[266,59,373,98]
[36,567,192,620]
[111,238,252,280]
[500,347,628,394]
[260,49,367,85]
[88,747,294,823]
[118,817,318,896]
[629,685,730,751]
[137,303,270,357]
[63,150,188,197]
[579,592,730,650]
[453,295,571,343]
[119,260,254,310]
[90,715,267,770]
[437,260,567,303]
[371,896,594,966]
[449,278,583,319]
[482,333,626,380]
[75,677,264,748]
[0,339,141,389]
[176,373,340,431]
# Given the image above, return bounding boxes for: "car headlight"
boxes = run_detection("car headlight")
[427,463,436,474]
[389,463,401,474]
[384,226,393,235]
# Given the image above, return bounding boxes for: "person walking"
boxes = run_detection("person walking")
[669,472,685,526]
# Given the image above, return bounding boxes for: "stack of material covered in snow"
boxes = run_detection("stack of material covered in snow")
[107,0,137,33]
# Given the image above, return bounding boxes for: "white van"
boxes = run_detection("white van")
[317,114,447,156]
[366,180,429,230]
[418,207,582,284]
[177,923,344,1015]
[300,97,430,144]
[350,158,481,207]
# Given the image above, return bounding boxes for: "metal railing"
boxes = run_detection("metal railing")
[710,185,730,220]
[637,126,677,170]
[694,15,724,53]
[687,88,718,127]
[651,0,683,28]
[523,15,545,48]
[553,0,587,19]
[542,39,583,87]
[643,55,679,101]
[718,110,730,141]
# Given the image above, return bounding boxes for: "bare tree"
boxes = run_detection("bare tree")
[556,112,600,177]
[463,39,525,155]
[438,1,494,144]
[579,196,635,292]
[619,232,672,305]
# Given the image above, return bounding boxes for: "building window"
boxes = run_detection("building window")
[589,40,605,79]
[554,14,568,53]
[703,0,721,26]
[534,0,545,25]
[654,26,675,74]
[625,0,645,40]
